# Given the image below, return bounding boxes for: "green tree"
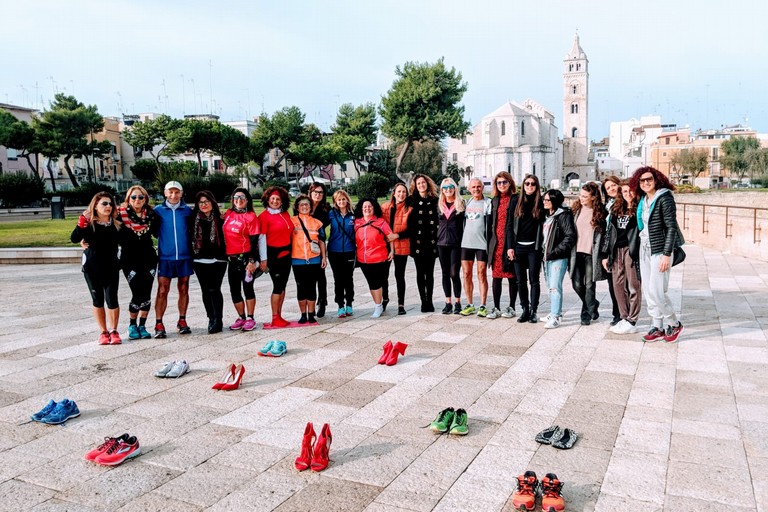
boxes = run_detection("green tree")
[331,103,377,177]
[0,111,40,175]
[0,171,45,207]
[397,140,445,182]
[33,94,110,188]
[129,159,159,181]
[380,58,470,181]
[293,124,344,175]
[166,118,221,176]
[367,148,397,184]
[745,147,768,182]
[212,123,253,170]
[122,115,180,172]
[670,148,709,178]
[720,136,761,180]
[251,106,307,179]
[355,172,390,199]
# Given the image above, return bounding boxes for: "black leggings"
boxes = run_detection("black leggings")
[227,256,255,303]
[383,255,408,305]
[194,261,227,320]
[412,255,436,304]
[122,266,155,313]
[492,277,518,310]
[359,261,389,290]
[316,266,327,305]
[438,245,462,298]
[267,247,291,295]
[293,264,321,301]
[513,244,542,311]
[84,271,120,309]
[328,251,355,307]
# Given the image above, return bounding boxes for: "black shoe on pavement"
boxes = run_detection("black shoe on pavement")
[316,301,326,318]
[442,303,453,314]
[529,311,538,324]
[453,302,462,315]
[517,308,531,323]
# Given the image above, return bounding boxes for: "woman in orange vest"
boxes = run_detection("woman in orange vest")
[291,194,327,324]
[354,198,394,318]
[381,182,412,315]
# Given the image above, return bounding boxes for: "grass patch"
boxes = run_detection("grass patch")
[0,218,78,248]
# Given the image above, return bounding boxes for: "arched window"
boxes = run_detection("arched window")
[507,163,511,173]
[521,121,525,137]
[571,127,578,137]
[571,103,578,114]
[572,85,577,94]
[501,121,506,136]
[576,63,581,71]
[532,163,536,174]
[569,64,573,71]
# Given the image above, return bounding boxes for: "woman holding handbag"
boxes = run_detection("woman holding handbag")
[291,194,327,324]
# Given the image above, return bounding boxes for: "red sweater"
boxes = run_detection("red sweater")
[354,216,392,264]
[223,210,260,256]
[259,210,293,258]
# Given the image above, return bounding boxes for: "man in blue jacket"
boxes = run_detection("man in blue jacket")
[153,181,194,338]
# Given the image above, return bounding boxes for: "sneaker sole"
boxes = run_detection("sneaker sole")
[429,425,449,433]
[167,368,190,378]
[154,332,167,339]
[41,411,81,425]
[95,447,141,466]
[449,428,468,435]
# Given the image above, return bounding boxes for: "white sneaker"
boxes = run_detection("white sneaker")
[154,361,175,378]
[166,360,190,378]
[609,320,627,334]
[371,304,384,318]
[486,307,501,319]
[501,306,516,318]
[623,321,638,334]
[544,316,561,329]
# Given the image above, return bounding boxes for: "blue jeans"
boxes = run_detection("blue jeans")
[545,258,568,317]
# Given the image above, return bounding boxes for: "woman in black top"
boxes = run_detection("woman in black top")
[506,174,545,323]
[71,192,122,345]
[309,182,331,317]
[118,185,157,340]
[437,177,465,314]
[408,174,439,312]
[601,176,623,326]
[541,190,576,329]
[191,190,227,334]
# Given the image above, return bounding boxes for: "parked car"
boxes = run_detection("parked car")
[289,187,300,197]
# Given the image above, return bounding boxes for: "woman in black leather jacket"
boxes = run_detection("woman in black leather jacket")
[631,166,684,343]
[570,182,608,325]
[541,190,575,329]
[601,180,642,335]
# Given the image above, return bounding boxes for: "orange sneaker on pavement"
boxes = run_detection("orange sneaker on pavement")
[512,471,539,511]
[84,434,130,462]
[109,330,122,345]
[541,473,566,512]
[94,435,141,466]
[98,331,110,345]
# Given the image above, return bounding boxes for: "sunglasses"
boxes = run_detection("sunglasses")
[442,185,455,190]
[198,200,211,205]
[130,194,145,200]
[233,195,247,200]
[496,180,509,186]
[639,177,654,183]
[99,201,113,207]
[524,181,537,186]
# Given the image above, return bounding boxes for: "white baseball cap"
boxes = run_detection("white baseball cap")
[164,181,183,192]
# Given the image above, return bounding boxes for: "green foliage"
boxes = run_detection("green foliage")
[264,178,290,190]
[212,123,253,169]
[397,140,444,182]
[355,172,390,199]
[0,219,75,248]
[151,160,239,203]
[292,123,344,171]
[0,110,39,174]
[675,184,701,194]
[205,172,241,202]
[670,148,709,178]
[367,149,397,184]
[331,103,377,175]
[720,136,761,179]
[745,147,768,180]
[251,106,307,177]
[57,182,118,206]
[380,58,470,178]
[0,171,45,207]
[129,159,158,181]
[122,115,179,168]
[166,118,221,175]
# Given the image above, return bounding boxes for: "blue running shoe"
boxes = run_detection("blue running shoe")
[127,325,140,340]
[31,399,57,422]
[41,399,81,425]
[137,325,151,339]
[345,305,353,316]
[268,341,287,357]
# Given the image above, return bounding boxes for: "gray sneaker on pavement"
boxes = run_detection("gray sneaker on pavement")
[154,361,175,378]
[166,360,190,378]
[486,307,501,319]
[501,306,516,318]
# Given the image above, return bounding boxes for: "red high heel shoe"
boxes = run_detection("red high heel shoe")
[212,363,236,390]
[378,340,393,365]
[294,422,316,471]
[220,364,245,391]
[385,342,408,366]
[311,423,332,472]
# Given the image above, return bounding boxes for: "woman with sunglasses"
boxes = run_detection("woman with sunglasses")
[631,166,684,343]
[541,189,576,329]
[191,191,227,334]
[381,182,413,315]
[259,186,293,328]
[309,183,331,318]
[223,188,266,331]
[506,174,545,323]
[486,172,518,319]
[291,194,327,324]
[408,174,440,312]
[117,186,157,339]
[570,182,608,325]
[601,176,623,326]
[71,192,122,345]
[437,177,465,314]
[601,180,642,335]
[327,189,356,318]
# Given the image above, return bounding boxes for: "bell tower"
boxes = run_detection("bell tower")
[563,33,590,181]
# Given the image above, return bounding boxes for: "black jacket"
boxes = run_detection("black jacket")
[640,192,684,256]
[71,222,120,278]
[601,212,639,266]
[488,194,516,270]
[504,198,545,252]
[408,195,439,258]
[543,208,576,261]
[437,207,465,247]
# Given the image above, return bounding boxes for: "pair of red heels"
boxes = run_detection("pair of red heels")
[295,422,332,472]
[212,363,245,390]
[378,340,408,366]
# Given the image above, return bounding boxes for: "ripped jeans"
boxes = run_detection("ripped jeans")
[544,258,569,318]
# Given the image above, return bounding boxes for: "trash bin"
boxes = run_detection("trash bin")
[51,196,65,219]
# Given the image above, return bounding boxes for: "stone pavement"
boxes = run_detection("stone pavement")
[0,244,766,511]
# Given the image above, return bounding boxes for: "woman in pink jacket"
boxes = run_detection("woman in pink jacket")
[354,198,394,319]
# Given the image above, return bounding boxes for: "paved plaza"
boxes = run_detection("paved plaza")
[0,244,767,511]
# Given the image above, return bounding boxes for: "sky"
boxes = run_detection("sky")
[1,0,766,139]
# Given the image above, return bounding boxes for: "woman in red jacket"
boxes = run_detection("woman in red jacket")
[381,182,412,315]
[259,186,293,327]
[354,198,394,319]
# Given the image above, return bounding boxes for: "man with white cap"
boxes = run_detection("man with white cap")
[153,181,194,337]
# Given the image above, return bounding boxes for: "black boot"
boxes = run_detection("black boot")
[529,310,538,324]
[517,307,531,323]
[208,318,223,334]
[317,300,326,318]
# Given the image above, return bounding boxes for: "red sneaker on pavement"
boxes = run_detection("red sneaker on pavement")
[177,319,191,335]
[664,322,684,343]
[109,330,122,345]
[270,316,289,328]
[84,434,130,462]
[540,473,566,512]
[98,332,110,345]
[94,435,141,466]
[512,471,539,511]
[642,327,665,343]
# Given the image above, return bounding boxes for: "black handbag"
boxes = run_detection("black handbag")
[672,246,686,267]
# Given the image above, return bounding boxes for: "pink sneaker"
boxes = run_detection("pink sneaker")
[229,318,246,330]
[98,332,110,345]
[109,330,122,345]
[242,318,256,331]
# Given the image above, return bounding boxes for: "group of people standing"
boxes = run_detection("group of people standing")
[73,166,684,344]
